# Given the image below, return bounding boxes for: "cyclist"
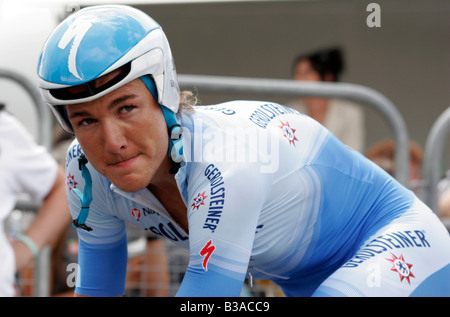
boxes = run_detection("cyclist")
[37,5,450,297]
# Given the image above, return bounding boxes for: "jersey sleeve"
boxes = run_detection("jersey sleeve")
[176,159,271,296]
[65,140,128,296]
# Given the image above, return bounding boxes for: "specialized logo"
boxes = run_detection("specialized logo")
[66,173,77,190]
[200,239,216,271]
[131,208,142,221]
[387,253,415,284]
[58,20,93,79]
[279,120,298,146]
[192,191,207,210]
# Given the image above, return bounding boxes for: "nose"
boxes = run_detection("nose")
[102,119,127,153]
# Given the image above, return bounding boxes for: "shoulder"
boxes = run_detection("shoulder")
[185,100,305,129]
[0,110,18,126]
[64,139,87,196]
[64,139,110,196]
[0,111,36,143]
[191,100,298,116]
[65,138,84,171]
[64,139,126,242]
[0,111,56,166]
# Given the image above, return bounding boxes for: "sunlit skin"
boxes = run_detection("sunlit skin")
[66,77,188,231]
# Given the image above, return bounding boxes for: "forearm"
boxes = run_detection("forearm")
[75,237,128,297]
[13,167,71,270]
[26,167,71,246]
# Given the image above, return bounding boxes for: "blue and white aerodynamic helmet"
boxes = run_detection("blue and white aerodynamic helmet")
[37,5,183,167]
[37,5,180,133]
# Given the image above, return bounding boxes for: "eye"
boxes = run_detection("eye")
[78,118,97,126]
[120,105,136,114]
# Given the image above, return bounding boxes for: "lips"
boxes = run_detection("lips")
[108,154,140,168]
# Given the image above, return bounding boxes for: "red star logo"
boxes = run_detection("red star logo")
[387,253,415,284]
[279,121,298,146]
[192,191,207,210]
[67,173,77,190]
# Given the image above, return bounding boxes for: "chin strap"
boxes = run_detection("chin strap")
[140,75,183,174]
[72,154,93,231]
[161,105,183,174]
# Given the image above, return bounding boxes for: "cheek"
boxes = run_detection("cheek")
[131,116,169,159]
[140,109,169,143]
[71,130,107,171]
[149,126,170,156]
[75,138,102,170]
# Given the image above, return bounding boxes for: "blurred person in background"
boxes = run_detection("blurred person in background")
[0,103,70,296]
[289,47,365,152]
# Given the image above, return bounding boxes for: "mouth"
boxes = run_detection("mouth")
[108,154,140,168]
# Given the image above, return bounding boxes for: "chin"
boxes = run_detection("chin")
[114,182,146,193]
[111,176,150,193]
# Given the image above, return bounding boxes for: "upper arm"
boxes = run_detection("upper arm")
[177,161,270,296]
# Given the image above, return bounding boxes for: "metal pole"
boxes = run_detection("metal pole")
[179,74,410,185]
[0,68,52,149]
[423,106,450,214]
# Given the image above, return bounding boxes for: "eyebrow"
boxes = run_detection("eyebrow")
[67,94,138,119]
[109,94,138,110]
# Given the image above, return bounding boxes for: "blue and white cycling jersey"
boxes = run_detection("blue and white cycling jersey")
[65,101,450,297]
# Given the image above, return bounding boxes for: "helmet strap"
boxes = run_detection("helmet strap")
[140,76,183,174]
[72,154,93,231]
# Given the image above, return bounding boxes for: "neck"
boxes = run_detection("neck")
[147,157,188,233]
[148,156,177,188]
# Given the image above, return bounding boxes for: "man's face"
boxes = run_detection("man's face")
[66,78,169,192]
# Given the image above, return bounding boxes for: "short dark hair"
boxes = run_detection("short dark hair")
[293,47,344,82]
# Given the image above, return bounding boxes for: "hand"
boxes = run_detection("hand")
[11,239,35,272]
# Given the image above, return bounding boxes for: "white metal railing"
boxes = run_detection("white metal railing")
[423,106,450,217]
